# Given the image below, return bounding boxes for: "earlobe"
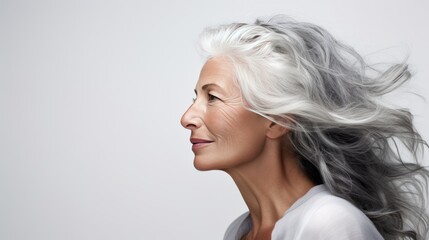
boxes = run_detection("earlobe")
[266,122,289,139]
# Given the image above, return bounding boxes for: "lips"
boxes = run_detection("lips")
[190,138,213,144]
[190,138,214,151]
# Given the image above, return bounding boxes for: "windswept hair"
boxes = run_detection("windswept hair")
[198,15,429,240]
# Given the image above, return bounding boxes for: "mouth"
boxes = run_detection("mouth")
[190,138,214,151]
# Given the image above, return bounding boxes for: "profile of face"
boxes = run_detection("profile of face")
[181,57,271,171]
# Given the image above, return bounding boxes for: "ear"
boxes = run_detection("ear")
[266,122,289,139]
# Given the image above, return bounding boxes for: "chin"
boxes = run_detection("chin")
[193,158,216,171]
[193,156,243,171]
[193,156,227,171]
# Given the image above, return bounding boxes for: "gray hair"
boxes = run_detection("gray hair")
[198,15,429,240]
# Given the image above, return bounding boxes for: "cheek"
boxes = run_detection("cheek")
[206,106,242,140]
[207,106,267,156]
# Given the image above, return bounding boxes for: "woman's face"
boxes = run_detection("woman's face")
[181,58,270,171]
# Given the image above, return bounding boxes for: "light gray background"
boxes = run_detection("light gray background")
[1,0,428,239]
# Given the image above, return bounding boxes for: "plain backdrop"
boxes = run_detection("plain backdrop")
[1,0,428,239]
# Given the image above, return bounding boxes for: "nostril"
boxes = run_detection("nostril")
[181,108,198,129]
[180,115,196,130]
[185,123,197,130]
[181,105,200,129]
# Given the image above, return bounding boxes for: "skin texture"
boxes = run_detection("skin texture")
[181,57,270,171]
[181,57,315,240]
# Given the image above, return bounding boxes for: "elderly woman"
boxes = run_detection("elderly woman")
[180,15,429,240]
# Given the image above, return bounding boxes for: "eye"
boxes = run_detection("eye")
[208,93,220,102]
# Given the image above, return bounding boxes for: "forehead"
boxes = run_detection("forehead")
[196,57,237,90]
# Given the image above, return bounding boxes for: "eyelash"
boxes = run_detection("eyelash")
[192,93,220,103]
[208,93,220,102]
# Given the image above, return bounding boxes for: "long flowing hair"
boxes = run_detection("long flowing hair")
[198,15,429,240]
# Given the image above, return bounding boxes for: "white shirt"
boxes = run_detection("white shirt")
[223,184,384,240]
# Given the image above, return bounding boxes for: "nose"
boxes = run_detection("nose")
[180,103,201,130]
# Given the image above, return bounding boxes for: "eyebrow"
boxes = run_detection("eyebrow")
[194,83,220,94]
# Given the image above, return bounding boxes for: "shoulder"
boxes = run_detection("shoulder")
[223,212,251,240]
[273,193,384,240]
[306,195,379,234]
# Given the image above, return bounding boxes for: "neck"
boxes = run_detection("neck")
[225,138,315,240]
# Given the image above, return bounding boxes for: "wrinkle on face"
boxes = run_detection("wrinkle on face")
[211,102,247,151]
[182,57,270,170]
